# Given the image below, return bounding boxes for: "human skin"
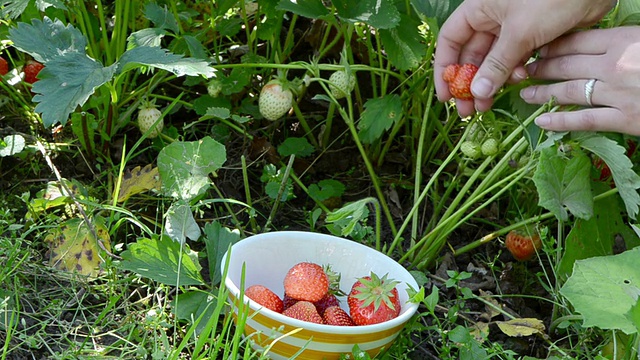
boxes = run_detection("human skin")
[433,0,615,117]
[521,27,640,135]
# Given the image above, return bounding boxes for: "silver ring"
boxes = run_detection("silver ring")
[584,79,597,107]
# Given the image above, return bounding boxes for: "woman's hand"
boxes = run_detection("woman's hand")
[522,27,640,135]
[434,0,614,117]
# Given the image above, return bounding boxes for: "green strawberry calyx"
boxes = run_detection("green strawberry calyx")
[352,272,400,311]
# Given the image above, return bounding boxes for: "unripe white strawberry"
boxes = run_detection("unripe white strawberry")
[481,138,499,156]
[137,101,163,138]
[328,70,355,99]
[460,140,481,159]
[207,79,222,97]
[259,80,293,121]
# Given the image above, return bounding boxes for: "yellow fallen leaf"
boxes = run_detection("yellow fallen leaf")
[45,216,111,277]
[117,164,161,202]
[469,321,490,342]
[496,318,545,337]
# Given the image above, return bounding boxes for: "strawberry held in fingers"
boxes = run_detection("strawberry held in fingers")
[348,272,401,326]
[443,63,478,100]
[245,285,284,313]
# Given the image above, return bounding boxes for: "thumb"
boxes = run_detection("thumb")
[471,32,531,99]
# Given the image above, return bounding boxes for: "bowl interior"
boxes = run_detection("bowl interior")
[223,231,419,332]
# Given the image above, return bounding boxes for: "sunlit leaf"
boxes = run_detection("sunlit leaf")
[165,201,201,244]
[276,0,330,19]
[560,247,640,334]
[8,17,87,63]
[117,164,161,202]
[333,0,400,29]
[117,46,215,78]
[45,217,111,277]
[0,135,25,157]
[127,28,167,49]
[496,318,545,337]
[410,0,463,27]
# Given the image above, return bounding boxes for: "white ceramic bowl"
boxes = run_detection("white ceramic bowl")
[222,231,419,360]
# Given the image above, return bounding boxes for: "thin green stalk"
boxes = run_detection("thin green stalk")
[291,101,319,148]
[321,102,336,149]
[241,155,258,233]
[264,155,296,231]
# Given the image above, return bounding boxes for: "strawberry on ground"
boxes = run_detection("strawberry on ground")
[24,60,44,84]
[443,63,478,100]
[348,273,401,326]
[258,79,293,121]
[282,300,324,324]
[0,57,8,76]
[244,285,284,313]
[323,306,355,326]
[283,262,329,302]
[505,229,542,261]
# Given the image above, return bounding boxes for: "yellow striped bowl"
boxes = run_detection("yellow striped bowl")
[222,231,419,360]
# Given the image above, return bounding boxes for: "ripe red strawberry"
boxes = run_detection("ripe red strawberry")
[0,57,8,76]
[505,229,542,261]
[443,63,478,100]
[244,285,284,313]
[323,306,355,326]
[283,262,329,302]
[348,273,401,326]
[282,293,298,311]
[282,300,324,324]
[313,293,340,316]
[258,79,293,121]
[24,60,44,84]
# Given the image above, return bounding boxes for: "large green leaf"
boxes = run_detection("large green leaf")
[575,132,640,219]
[560,247,640,334]
[410,0,463,27]
[203,221,241,285]
[378,15,426,70]
[117,46,215,77]
[8,17,87,63]
[157,137,227,201]
[358,94,402,144]
[533,146,593,221]
[119,236,204,286]
[165,201,201,244]
[32,53,116,127]
[144,2,179,33]
[127,28,167,49]
[333,0,400,29]
[557,181,640,280]
[276,0,330,19]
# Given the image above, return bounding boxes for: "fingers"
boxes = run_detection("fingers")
[520,80,602,107]
[534,107,637,135]
[527,54,604,81]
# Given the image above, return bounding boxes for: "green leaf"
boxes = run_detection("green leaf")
[308,179,346,202]
[560,247,640,334]
[144,2,179,33]
[8,16,87,63]
[157,137,227,201]
[575,132,640,218]
[203,221,241,285]
[193,96,231,116]
[378,15,426,71]
[358,94,402,144]
[119,236,204,286]
[533,146,593,221]
[70,112,96,155]
[333,0,400,29]
[0,135,26,157]
[614,0,640,26]
[0,0,30,19]
[277,137,315,157]
[165,201,201,244]
[117,46,215,77]
[410,0,463,27]
[204,107,231,119]
[172,290,217,332]
[326,198,370,237]
[277,0,330,19]
[557,182,640,280]
[32,53,117,127]
[182,35,208,59]
[127,28,166,49]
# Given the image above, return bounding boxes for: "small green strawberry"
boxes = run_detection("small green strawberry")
[328,70,355,99]
[460,140,481,159]
[137,99,164,138]
[481,138,499,156]
[259,79,293,121]
[207,79,222,97]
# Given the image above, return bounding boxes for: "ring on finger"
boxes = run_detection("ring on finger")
[584,79,597,107]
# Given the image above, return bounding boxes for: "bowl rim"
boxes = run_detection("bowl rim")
[222,231,420,334]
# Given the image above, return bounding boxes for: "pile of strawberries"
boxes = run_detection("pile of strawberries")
[244,262,401,326]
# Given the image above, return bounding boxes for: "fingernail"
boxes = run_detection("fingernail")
[520,87,535,100]
[535,115,550,127]
[471,77,495,99]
